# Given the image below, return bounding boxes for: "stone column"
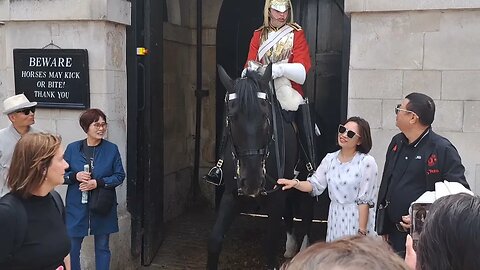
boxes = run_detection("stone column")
[0,0,136,269]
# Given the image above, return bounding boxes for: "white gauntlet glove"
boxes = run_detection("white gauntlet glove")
[271,63,306,84]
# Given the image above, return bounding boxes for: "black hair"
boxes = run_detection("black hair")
[405,92,435,126]
[79,108,107,133]
[417,193,480,270]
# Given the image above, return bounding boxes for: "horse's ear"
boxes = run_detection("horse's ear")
[217,65,234,93]
[262,63,272,84]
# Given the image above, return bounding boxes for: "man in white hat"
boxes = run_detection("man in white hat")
[0,93,39,197]
[244,0,311,112]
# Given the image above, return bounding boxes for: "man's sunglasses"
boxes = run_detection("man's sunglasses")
[16,107,36,115]
[338,124,360,139]
[395,104,416,115]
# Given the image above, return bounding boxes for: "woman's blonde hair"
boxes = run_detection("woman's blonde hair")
[7,132,62,198]
[281,236,410,270]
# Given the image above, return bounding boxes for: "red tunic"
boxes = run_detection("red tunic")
[245,28,312,96]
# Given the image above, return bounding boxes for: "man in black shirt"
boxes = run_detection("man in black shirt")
[376,92,469,257]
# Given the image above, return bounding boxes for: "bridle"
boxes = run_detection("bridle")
[226,80,283,196]
[225,91,271,195]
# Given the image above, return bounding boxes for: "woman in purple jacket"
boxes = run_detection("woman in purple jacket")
[64,108,125,270]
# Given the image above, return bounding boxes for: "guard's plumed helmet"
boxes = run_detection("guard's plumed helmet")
[263,0,294,27]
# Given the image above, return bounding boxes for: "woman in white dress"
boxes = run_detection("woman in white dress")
[278,116,378,242]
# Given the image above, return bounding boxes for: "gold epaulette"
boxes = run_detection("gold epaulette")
[288,22,302,31]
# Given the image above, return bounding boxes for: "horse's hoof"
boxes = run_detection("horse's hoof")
[284,232,297,258]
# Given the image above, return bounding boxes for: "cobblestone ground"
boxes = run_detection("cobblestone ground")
[141,203,326,270]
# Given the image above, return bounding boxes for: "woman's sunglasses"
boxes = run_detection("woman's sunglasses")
[15,107,36,115]
[338,124,360,139]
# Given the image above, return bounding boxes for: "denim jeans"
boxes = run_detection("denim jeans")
[71,234,111,270]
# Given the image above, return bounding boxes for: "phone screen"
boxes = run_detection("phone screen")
[410,203,431,250]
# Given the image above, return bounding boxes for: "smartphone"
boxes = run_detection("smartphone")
[410,202,431,250]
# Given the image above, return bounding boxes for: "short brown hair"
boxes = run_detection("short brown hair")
[281,236,410,270]
[79,108,107,133]
[7,132,62,198]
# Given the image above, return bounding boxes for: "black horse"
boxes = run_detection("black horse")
[207,65,314,269]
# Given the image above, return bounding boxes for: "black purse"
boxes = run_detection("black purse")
[89,187,115,215]
[375,201,390,235]
[376,173,393,235]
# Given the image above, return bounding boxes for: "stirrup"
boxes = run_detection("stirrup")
[203,159,224,186]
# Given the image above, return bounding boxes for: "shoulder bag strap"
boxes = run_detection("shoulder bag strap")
[50,190,65,222]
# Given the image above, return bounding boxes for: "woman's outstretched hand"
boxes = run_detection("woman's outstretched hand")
[277,178,297,190]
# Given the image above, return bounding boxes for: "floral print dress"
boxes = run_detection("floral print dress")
[308,150,379,242]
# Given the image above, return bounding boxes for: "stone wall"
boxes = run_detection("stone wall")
[0,0,135,269]
[345,1,480,193]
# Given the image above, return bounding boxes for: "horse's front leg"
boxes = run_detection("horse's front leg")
[207,192,238,270]
[283,190,297,258]
[264,191,287,269]
[296,191,314,251]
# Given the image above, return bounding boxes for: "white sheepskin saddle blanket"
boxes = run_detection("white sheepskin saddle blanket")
[273,77,304,111]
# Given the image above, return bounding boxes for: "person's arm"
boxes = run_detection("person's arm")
[271,30,312,84]
[63,144,76,185]
[355,155,379,235]
[94,145,125,189]
[277,178,313,192]
[441,142,469,188]
[0,202,17,263]
[277,153,331,195]
[358,205,369,235]
[376,138,398,236]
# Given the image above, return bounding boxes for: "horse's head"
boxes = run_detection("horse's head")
[218,64,273,197]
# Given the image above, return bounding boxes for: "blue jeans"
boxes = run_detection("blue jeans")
[71,234,111,270]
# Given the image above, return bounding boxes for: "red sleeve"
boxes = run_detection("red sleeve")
[291,30,312,73]
[245,30,261,67]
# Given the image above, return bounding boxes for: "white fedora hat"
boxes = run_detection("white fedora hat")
[3,93,37,115]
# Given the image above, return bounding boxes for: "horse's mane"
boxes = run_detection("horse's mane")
[233,70,265,116]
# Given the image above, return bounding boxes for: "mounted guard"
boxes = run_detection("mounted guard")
[204,0,317,186]
[244,0,316,179]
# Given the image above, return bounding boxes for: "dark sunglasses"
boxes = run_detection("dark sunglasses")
[16,107,36,115]
[338,124,360,139]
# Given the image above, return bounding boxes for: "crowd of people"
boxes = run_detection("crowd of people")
[0,94,125,270]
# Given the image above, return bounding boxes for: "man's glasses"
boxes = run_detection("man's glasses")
[16,107,36,115]
[338,124,360,139]
[92,122,108,129]
[395,104,416,115]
